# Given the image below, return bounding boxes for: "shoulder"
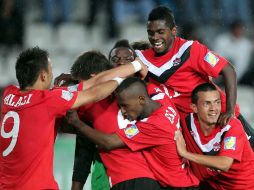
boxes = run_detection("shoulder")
[226,117,245,134]
[191,40,207,50]
[2,85,21,98]
[135,48,154,57]
[49,88,76,100]
[149,100,178,123]
[4,84,18,92]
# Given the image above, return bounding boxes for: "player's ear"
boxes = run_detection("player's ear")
[40,70,47,81]
[171,27,177,37]
[190,103,198,113]
[138,95,146,105]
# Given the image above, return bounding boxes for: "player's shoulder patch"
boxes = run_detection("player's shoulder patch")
[61,90,74,101]
[124,124,139,138]
[67,84,79,92]
[224,136,236,150]
[204,51,219,67]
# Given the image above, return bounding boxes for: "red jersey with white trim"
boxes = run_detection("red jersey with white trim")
[0,85,77,190]
[77,82,156,187]
[136,37,240,115]
[116,96,199,187]
[190,115,254,189]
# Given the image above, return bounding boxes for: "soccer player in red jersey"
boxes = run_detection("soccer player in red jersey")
[175,83,254,190]
[69,41,166,190]
[0,47,147,190]
[66,77,200,189]
[134,6,254,176]
[69,51,162,190]
[135,6,237,125]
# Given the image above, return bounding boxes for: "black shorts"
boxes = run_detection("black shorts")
[161,186,199,190]
[111,177,162,190]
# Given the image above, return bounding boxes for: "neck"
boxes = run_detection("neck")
[21,81,47,92]
[139,99,161,120]
[200,123,216,136]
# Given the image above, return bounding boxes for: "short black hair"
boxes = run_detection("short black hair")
[71,51,112,80]
[108,39,135,60]
[191,83,217,104]
[148,6,176,30]
[131,40,151,50]
[15,46,49,90]
[115,77,148,96]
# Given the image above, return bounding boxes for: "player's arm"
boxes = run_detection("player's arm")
[58,117,77,134]
[175,130,233,172]
[71,182,84,190]
[82,59,148,90]
[218,63,237,126]
[72,78,122,109]
[66,110,125,151]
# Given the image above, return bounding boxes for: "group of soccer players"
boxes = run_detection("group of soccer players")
[1,5,254,190]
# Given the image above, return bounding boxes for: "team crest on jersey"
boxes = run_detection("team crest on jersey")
[224,136,236,150]
[173,58,181,66]
[124,124,139,138]
[204,52,219,67]
[61,90,74,101]
[213,142,221,152]
[190,130,196,137]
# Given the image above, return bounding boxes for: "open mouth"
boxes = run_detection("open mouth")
[208,113,219,119]
[154,41,163,49]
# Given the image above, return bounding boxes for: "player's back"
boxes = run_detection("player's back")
[78,97,156,186]
[0,85,75,190]
[142,97,199,187]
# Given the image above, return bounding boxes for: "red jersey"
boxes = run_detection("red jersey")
[136,37,240,115]
[0,85,77,190]
[188,114,254,189]
[116,96,199,187]
[76,82,156,187]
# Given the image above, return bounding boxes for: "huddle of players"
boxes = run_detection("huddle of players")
[66,7,254,190]
[1,5,254,190]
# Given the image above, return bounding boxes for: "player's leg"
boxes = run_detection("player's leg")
[72,134,95,190]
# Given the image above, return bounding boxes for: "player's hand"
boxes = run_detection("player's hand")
[217,111,234,126]
[66,109,82,128]
[54,73,72,86]
[174,130,187,157]
[135,57,148,80]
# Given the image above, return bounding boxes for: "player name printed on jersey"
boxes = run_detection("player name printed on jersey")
[4,93,33,107]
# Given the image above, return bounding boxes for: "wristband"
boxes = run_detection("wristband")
[112,77,124,85]
[131,60,142,72]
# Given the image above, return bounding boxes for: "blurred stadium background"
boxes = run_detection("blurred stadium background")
[0,0,254,189]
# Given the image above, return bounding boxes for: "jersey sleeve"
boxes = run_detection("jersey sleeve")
[219,119,246,162]
[116,119,172,151]
[46,88,78,117]
[190,41,229,78]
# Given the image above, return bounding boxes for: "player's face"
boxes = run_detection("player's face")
[117,92,144,121]
[147,20,176,56]
[192,90,221,126]
[110,47,135,67]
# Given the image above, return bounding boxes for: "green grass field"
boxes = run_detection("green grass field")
[54,134,91,190]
